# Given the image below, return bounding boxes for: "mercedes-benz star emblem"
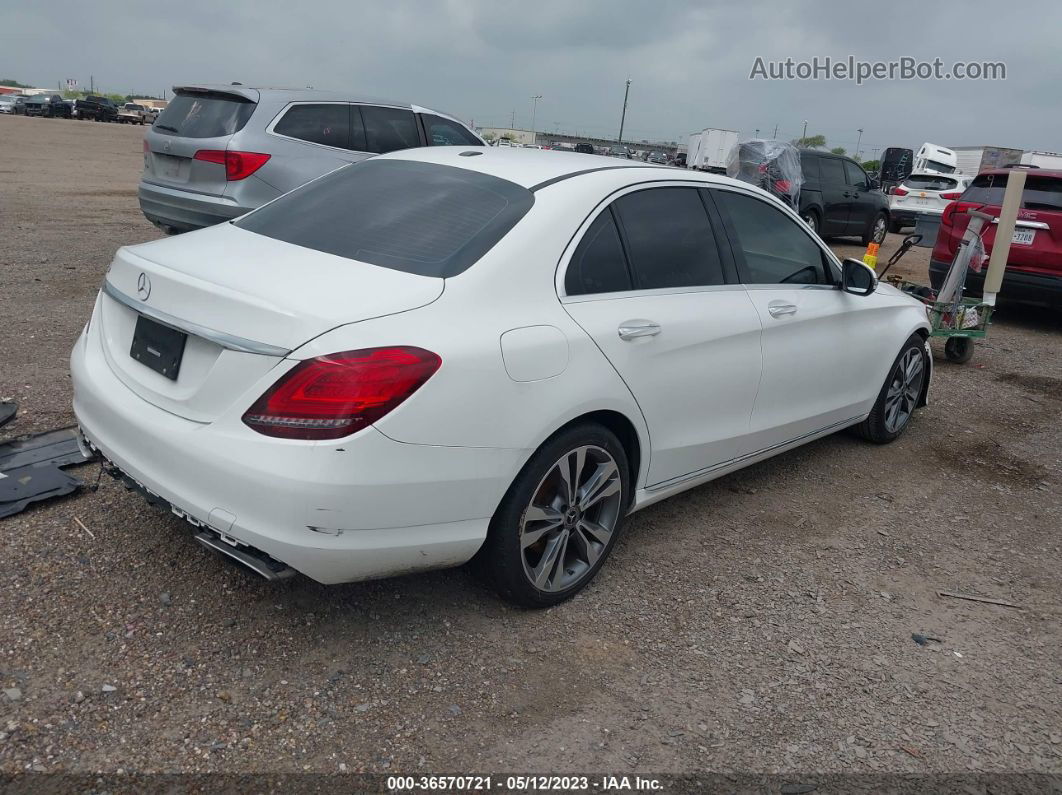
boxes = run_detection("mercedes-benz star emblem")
[136,272,151,301]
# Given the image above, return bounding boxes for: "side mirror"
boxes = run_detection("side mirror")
[841,258,877,296]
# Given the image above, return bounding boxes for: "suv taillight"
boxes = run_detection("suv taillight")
[242,347,442,440]
[941,201,984,228]
[193,150,271,181]
[939,191,962,200]
[892,186,909,196]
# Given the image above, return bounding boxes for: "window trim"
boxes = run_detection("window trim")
[556,180,741,302]
[707,184,842,288]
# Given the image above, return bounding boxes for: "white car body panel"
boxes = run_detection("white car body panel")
[70,147,932,586]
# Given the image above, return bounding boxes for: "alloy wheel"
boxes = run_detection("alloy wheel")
[872,215,887,243]
[884,347,924,433]
[519,445,623,593]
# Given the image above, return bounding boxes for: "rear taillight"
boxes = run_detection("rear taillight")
[939,191,962,200]
[773,179,791,193]
[193,149,271,181]
[941,201,984,228]
[242,347,441,440]
[892,186,909,197]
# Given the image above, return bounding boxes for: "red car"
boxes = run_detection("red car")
[930,167,1062,308]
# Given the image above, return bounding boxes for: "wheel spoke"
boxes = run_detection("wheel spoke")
[577,461,620,512]
[532,532,566,589]
[570,524,600,567]
[578,518,613,547]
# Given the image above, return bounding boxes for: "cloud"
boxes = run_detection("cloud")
[3,0,1060,152]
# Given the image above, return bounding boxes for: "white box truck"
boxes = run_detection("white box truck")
[687,128,739,173]
[1020,150,1062,169]
[951,145,1024,175]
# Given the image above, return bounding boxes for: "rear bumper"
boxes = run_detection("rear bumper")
[138,180,251,233]
[70,311,525,584]
[929,258,1062,308]
[890,208,942,225]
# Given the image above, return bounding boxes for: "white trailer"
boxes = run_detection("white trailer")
[1020,150,1062,169]
[951,145,1025,175]
[687,128,738,172]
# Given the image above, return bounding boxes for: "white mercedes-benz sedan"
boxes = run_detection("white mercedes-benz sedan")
[71,148,932,606]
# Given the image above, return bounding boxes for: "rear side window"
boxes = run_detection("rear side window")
[818,157,845,186]
[155,92,255,138]
[360,105,420,154]
[612,188,724,290]
[422,114,481,146]
[565,210,631,296]
[274,104,350,149]
[235,159,534,278]
[906,174,958,191]
[963,173,1062,211]
[714,190,829,285]
[801,154,821,183]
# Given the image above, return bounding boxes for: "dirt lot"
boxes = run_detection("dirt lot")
[1,116,1060,782]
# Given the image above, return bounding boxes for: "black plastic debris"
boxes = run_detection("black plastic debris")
[0,425,97,519]
[911,633,943,646]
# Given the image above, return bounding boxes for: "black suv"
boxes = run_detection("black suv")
[797,149,889,245]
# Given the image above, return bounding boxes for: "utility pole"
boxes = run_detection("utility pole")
[754,128,760,138]
[530,94,542,144]
[801,120,808,143]
[772,123,778,138]
[510,109,515,129]
[617,78,632,144]
[90,75,94,94]
[855,127,864,160]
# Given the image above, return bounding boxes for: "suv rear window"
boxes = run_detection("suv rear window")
[963,173,1062,211]
[235,159,534,277]
[905,174,958,191]
[154,92,255,138]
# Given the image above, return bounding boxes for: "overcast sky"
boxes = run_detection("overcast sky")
[4,0,1060,156]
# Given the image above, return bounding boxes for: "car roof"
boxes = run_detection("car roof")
[977,167,1062,179]
[376,146,753,192]
[173,84,416,110]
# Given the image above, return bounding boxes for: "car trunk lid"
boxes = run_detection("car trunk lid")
[97,223,444,423]
[144,87,260,198]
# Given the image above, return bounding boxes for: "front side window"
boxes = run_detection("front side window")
[360,105,420,154]
[422,114,481,146]
[612,187,725,290]
[273,103,350,149]
[565,210,631,296]
[714,190,830,285]
[843,160,868,189]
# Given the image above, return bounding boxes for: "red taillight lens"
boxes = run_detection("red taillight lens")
[941,201,983,228]
[193,149,271,181]
[242,347,441,440]
[939,191,962,200]
[893,186,909,196]
[773,179,791,193]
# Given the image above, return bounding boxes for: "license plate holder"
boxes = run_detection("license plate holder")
[130,315,186,381]
[1012,228,1035,246]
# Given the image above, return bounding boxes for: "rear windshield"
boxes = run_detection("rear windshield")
[236,159,535,277]
[963,173,1062,211]
[923,159,956,174]
[905,174,958,191]
[154,92,255,138]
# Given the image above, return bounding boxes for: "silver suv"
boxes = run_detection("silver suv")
[139,85,484,233]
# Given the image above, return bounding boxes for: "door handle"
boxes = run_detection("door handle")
[767,302,798,318]
[617,320,661,340]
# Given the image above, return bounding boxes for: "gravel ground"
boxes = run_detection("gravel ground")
[1,116,1060,780]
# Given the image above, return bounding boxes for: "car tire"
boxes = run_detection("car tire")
[801,210,820,235]
[944,336,974,364]
[854,334,927,444]
[863,212,888,246]
[475,423,630,608]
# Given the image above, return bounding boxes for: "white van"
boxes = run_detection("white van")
[914,142,957,175]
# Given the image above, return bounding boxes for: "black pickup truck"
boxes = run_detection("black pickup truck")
[75,95,119,122]
[24,94,72,119]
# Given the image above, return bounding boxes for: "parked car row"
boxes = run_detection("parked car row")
[0,93,162,123]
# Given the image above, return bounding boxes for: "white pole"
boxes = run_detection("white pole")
[982,170,1027,306]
